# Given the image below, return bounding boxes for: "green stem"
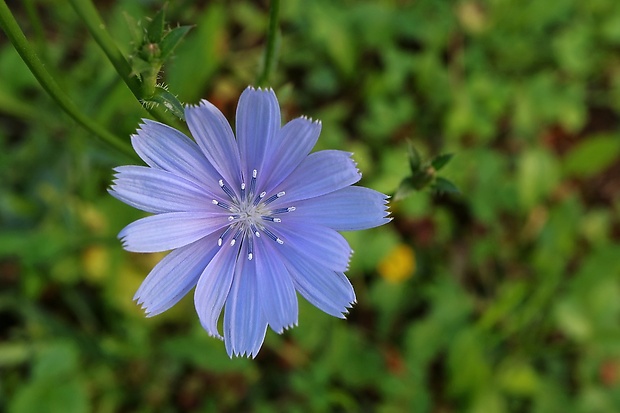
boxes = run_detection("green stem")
[0,0,135,159]
[256,0,281,87]
[68,0,181,127]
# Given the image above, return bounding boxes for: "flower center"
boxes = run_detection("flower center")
[212,169,294,260]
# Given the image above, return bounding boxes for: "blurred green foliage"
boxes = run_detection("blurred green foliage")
[1,0,620,412]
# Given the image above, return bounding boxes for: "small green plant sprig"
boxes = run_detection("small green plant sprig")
[125,7,191,120]
[395,142,459,200]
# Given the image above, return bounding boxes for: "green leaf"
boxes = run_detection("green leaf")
[160,26,192,63]
[128,56,152,78]
[431,153,453,171]
[563,134,620,178]
[407,141,422,173]
[433,177,460,194]
[122,12,143,46]
[394,176,415,201]
[146,7,166,44]
[143,86,185,120]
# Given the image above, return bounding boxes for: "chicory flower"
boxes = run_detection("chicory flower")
[110,87,390,357]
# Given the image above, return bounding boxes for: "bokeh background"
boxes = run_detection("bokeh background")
[2,0,620,411]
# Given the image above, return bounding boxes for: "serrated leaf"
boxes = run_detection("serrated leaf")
[146,8,166,44]
[433,177,460,194]
[160,26,192,63]
[431,153,454,171]
[143,87,185,120]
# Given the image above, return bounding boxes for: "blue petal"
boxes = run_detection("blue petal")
[270,150,361,206]
[281,246,356,318]
[109,166,217,213]
[118,212,230,253]
[194,243,240,339]
[224,243,268,358]
[131,119,221,194]
[134,233,221,317]
[186,100,243,194]
[254,239,298,334]
[262,116,321,195]
[286,186,391,231]
[270,222,352,272]
[236,87,281,187]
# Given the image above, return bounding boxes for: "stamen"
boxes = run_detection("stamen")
[263,191,286,205]
[217,226,233,247]
[212,199,232,210]
[253,191,267,206]
[247,237,254,260]
[248,169,257,195]
[272,206,295,214]
[240,182,246,199]
[262,216,281,223]
[251,224,261,237]
[230,228,243,246]
[219,179,236,200]
[261,227,284,245]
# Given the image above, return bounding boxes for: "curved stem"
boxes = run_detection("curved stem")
[68,0,182,128]
[0,0,135,159]
[256,0,281,87]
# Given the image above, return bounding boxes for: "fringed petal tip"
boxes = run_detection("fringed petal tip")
[299,115,322,125]
[337,300,357,319]
[210,333,224,341]
[246,85,275,93]
[227,349,260,359]
[134,298,159,318]
[118,235,129,250]
[199,319,224,342]
[271,321,299,335]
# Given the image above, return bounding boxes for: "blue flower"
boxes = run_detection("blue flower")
[110,87,390,357]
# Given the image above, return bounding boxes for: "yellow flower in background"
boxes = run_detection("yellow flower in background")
[378,244,416,283]
[82,246,110,284]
